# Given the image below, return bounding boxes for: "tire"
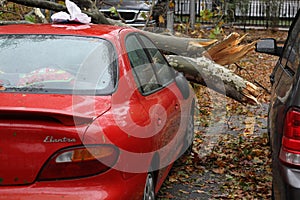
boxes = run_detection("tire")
[183,103,195,155]
[143,172,156,200]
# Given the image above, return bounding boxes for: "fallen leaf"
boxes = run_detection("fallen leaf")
[179,189,189,194]
[212,167,225,174]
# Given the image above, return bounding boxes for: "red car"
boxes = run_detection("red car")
[0,23,195,199]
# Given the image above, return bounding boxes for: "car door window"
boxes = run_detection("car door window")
[139,35,174,86]
[125,34,160,94]
[285,39,299,75]
[280,15,300,75]
[275,16,300,101]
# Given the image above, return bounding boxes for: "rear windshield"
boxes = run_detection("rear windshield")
[0,35,117,95]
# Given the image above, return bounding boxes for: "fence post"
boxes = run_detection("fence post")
[167,0,175,33]
[190,0,196,30]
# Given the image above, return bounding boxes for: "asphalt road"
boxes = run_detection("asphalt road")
[157,103,269,199]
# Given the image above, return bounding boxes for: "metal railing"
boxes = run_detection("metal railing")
[174,0,300,28]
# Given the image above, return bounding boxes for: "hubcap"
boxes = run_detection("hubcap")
[143,173,155,200]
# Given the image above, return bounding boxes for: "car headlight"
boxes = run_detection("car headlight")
[38,145,119,180]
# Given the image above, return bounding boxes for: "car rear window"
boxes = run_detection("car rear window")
[0,35,117,95]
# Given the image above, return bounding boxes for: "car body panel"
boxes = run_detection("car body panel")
[0,170,146,200]
[0,93,111,120]
[0,23,122,37]
[0,93,111,185]
[262,8,300,199]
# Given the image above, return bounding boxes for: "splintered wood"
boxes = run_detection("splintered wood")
[204,33,257,66]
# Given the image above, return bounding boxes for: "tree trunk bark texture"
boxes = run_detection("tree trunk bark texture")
[166,55,260,105]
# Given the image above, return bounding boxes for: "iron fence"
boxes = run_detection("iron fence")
[174,0,300,28]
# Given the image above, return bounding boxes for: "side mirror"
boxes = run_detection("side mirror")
[255,38,283,56]
[175,72,190,99]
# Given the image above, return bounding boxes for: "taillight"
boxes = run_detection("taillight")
[38,145,119,180]
[280,108,300,166]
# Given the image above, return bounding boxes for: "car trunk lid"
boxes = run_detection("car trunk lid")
[0,93,111,185]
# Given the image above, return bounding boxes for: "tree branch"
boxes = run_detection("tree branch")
[166,55,260,105]
[8,0,66,11]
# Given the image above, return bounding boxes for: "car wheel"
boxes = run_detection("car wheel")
[183,103,195,155]
[143,172,156,200]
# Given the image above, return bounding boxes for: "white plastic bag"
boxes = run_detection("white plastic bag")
[51,0,91,24]
[51,11,70,23]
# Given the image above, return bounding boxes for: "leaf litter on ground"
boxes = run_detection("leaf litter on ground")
[158,29,287,199]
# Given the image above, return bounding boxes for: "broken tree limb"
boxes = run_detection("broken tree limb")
[166,55,260,105]
[100,16,254,62]
[204,32,257,66]
[106,17,218,56]
[141,31,217,57]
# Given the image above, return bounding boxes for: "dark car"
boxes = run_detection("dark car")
[98,0,157,26]
[256,9,300,200]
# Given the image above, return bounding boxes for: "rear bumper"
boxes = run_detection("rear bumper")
[280,164,300,188]
[279,163,300,199]
[0,170,146,200]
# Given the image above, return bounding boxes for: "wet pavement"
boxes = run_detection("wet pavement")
[158,102,270,199]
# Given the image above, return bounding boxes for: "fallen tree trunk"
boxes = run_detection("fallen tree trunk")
[105,18,216,56]
[141,31,217,57]
[5,0,261,105]
[166,55,260,105]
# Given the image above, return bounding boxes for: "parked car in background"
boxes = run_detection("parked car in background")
[0,23,195,199]
[98,0,158,27]
[256,8,300,200]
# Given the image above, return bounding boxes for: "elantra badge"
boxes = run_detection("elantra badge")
[44,136,76,143]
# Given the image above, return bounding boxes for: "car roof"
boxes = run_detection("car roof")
[0,23,129,38]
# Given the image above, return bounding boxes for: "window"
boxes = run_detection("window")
[0,35,117,95]
[139,35,174,86]
[280,15,300,74]
[125,34,160,94]
[125,33,175,95]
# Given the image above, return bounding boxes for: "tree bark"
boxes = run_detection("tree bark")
[7,0,111,24]
[140,31,217,57]
[8,0,66,12]
[166,55,260,105]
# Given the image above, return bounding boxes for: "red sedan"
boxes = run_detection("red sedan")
[0,23,195,199]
